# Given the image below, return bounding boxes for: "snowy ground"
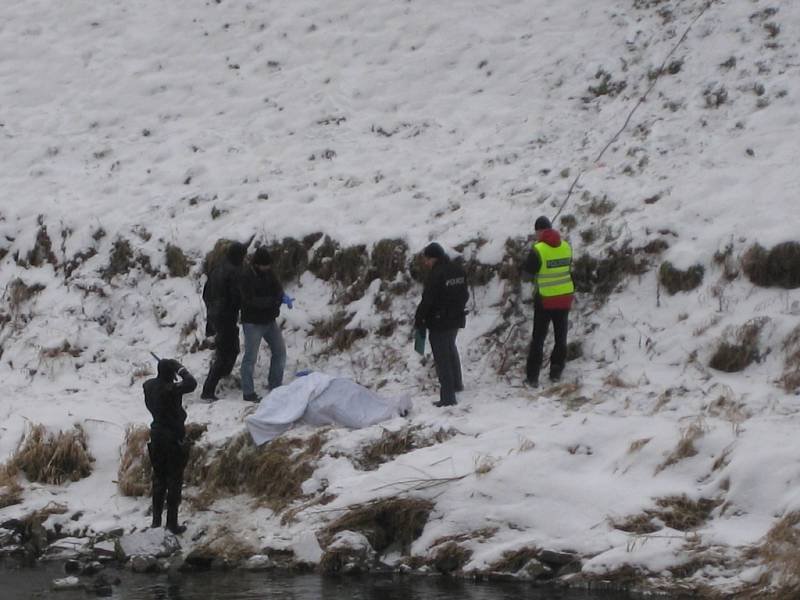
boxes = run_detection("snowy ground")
[2,0,800,594]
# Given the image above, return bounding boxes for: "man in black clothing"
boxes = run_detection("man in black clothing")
[239,247,287,402]
[143,358,197,534]
[414,242,469,407]
[201,241,246,400]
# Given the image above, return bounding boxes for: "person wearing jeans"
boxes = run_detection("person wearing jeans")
[238,246,287,402]
[241,320,286,397]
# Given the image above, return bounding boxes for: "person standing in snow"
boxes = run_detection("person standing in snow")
[239,247,287,402]
[414,242,469,407]
[201,241,247,400]
[521,216,575,387]
[143,358,196,535]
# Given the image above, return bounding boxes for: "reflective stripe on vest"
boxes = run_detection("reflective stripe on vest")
[534,240,574,297]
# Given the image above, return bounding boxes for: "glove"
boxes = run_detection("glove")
[413,329,426,355]
[282,293,294,309]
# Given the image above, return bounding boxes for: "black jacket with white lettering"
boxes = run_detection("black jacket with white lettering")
[414,258,469,331]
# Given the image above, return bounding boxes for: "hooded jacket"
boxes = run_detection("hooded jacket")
[203,243,246,329]
[414,257,469,331]
[239,264,284,324]
[143,363,197,441]
[521,228,574,310]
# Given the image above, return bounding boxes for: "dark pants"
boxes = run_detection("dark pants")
[526,307,569,382]
[148,435,187,528]
[429,329,463,405]
[202,320,240,396]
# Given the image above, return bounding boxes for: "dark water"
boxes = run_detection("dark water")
[0,561,651,600]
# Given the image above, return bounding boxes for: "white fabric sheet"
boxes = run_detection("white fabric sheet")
[245,372,411,445]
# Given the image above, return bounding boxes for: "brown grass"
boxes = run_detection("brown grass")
[195,528,258,563]
[0,463,23,508]
[12,424,94,484]
[117,425,152,497]
[431,541,473,574]
[742,242,800,289]
[653,495,721,531]
[489,546,541,572]
[709,318,767,373]
[165,243,193,277]
[628,437,652,454]
[356,426,456,471]
[198,430,327,512]
[752,511,800,594]
[659,261,704,295]
[324,497,434,554]
[655,419,705,474]
[6,278,46,315]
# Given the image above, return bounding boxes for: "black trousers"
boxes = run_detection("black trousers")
[526,307,569,382]
[202,320,240,396]
[148,435,187,526]
[429,329,463,405]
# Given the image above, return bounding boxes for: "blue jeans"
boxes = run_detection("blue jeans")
[241,321,286,395]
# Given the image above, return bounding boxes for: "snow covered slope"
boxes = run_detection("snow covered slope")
[2,0,799,594]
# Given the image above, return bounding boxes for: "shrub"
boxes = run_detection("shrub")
[324,497,434,554]
[117,425,152,497]
[101,238,135,280]
[709,318,767,373]
[12,424,94,484]
[266,237,309,282]
[572,246,648,298]
[742,242,800,289]
[658,261,704,295]
[370,238,408,281]
[165,244,192,277]
[431,542,472,574]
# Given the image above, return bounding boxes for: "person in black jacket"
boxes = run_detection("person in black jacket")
[143,358,197,534]
[414,243,469,407]
[201,241,246,400]
[239,247,286,402]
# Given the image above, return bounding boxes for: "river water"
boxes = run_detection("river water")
[0,561,677,600]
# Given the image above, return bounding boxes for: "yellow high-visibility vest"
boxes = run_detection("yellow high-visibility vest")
[534,240,574,297]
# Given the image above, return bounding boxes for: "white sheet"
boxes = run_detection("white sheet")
[245,372,411,445]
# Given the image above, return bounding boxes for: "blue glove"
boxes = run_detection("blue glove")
[282,293,294,309]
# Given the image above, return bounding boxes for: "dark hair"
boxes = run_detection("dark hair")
[253,246,272,266]
[423,242,446,260]
[227,242,246,266]
[534,216,552,231]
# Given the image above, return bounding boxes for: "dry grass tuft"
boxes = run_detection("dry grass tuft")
[753,511,800,594]
[195,528,258,563]
[628,437,652,454]
[742,242,800,289]
[198,430,326,512]
[489,546,541,572]
[6,278,46,316]
[0,463,23,508]
[324,497,434,554]
[431,541,473,574]
[165,243,193,277]
[659,261,704,295]
[653,495,721,531]
[117,425,152,497]
[709,318,768,373]
[780,325,800,393]
[610,512,661,535]
[603,372,633,388]
[310,311,368,353]
[356,426,456,471]
[473,455,497,477]
[12,424,94,485]
[655,418,705,474]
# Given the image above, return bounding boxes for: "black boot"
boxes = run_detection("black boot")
[151,491,165,528]
[166,505,186,535]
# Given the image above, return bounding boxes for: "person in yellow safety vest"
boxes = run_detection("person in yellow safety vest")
[520,216,575,387]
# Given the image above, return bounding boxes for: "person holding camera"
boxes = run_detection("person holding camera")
[143,358,197,534]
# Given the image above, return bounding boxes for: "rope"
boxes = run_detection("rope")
[552,0,717,222]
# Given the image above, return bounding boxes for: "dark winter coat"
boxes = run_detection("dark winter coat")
[143,367,197,442]
[239,264,284,325]
[521,228,574,310]
[203,244,245,333]
[414,257,469,332]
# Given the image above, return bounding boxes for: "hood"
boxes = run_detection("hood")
[539,228,562,247]
[226,242,246,266]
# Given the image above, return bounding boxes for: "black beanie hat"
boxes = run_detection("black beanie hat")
[423,242,446,260]
[227,242,246,265]
[534,216,552,231]
[253,246,272,266]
